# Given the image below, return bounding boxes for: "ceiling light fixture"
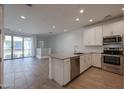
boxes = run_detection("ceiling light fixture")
[20,16,26,19]
[89,19,93,22]
[80,9,84,13]
[64,29,67,32]
[121,8,124,11]
[76,18,79,21]
[52,25,56,29]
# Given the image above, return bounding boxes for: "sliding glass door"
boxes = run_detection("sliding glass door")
[13,36,23,58]
[4,35,33,59]
[4,35,12,59]
[24,37,32,57]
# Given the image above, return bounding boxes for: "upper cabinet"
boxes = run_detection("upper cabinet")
[83,19,124,46]
[84,25,102,46]
[103,20,124,36]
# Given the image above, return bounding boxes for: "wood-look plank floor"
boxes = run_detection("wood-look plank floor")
[66,67,123,89]
[4,57,62,89]
[4,57,123,89]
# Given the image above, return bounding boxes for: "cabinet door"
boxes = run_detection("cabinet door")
[80,55,86,73]
[84,26,102,46]
[103,23,113,36]
[95,26,103,45]
[63,59,70,85]
[80,55,92,73]
[53,59,64,86]
[83,29,90,45]
[84,28,95,46]
[112,20,123,35]
[90,28,96,45]
[92,54,101,68]
[85,54,92,68]
[103,20,123,36]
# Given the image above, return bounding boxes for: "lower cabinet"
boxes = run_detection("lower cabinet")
[92,54,102,68]
[52,58,70,86]
[80,54,92,73]
[80,54,102,73]
[63,59,71,85]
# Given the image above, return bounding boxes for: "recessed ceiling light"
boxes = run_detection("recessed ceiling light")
[121,8,124,11]
[89,19,93,22]
[18,29,22,31]
[80,9,84,13]
[52,25,56,29]
[76,18,79,21]
[20,16,26,19]
[64,29,67,32]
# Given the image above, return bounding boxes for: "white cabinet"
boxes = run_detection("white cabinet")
[103,20,124,36]
[80,54,92,73]
[95,26,103,45]
[63,59,71,85]
[84,25,102,46]
[80,54,102,73]
[36,48,51,59]
[51,58,70,86]
[92,54,101,68]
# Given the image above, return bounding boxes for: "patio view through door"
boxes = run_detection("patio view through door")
[24,37,32,57]
[4,35,33,59]
[13,36,23,58]
[4,35,12,59]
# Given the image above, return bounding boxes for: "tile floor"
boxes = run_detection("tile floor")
[4,57,62,89]
[3,57,123,89]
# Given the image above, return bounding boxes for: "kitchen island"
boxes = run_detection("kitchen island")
[49,54,79,86]
[49,53,102,86]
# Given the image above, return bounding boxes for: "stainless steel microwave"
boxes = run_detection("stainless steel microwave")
[103,35,123,45]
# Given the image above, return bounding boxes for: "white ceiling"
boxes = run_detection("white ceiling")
[4,4,124,35]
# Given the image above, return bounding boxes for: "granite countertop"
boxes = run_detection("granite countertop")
[49,54,79,60]
[49,52,102,60]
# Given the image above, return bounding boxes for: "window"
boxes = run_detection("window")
[13,36,23,58]
[4,35,12,59]
[4,35,33,59]
[24,37,33,57]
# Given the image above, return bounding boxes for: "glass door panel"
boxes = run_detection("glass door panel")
[13,36,23,58]
[4,35,12,59]
[24,37,32,57]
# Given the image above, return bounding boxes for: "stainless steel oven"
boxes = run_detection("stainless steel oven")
[103,35,123,45]
[103,55,121,65]
[102,47,123,75]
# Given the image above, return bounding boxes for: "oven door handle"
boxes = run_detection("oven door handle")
[102,54,122,57]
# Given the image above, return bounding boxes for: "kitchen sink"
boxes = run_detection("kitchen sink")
[74,53,84,55]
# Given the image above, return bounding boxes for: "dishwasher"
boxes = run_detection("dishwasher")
[70,56,80,80]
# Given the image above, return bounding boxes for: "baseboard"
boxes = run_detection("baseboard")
[92,66,102,69]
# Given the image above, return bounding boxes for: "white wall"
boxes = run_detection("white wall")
[48,27,102,54]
